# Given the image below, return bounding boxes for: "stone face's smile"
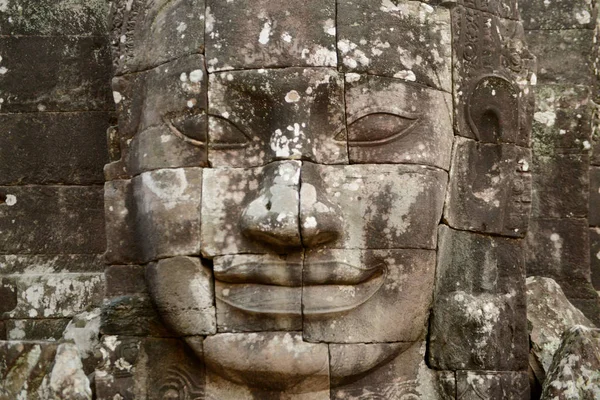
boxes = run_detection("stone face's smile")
[215,259,387,316]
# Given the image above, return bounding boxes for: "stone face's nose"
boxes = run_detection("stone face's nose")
[240,161,342,249]
[240,161,302,248]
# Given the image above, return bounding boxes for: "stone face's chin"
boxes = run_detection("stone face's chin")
[201,332,407,392]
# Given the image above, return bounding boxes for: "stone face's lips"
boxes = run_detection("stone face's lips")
[215,260,386,316]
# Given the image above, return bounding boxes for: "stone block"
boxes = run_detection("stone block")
[337,0,452,92]
[111,0,205,74]
[591,228,600,291]
[105,265,147,297]
[456,371,529,399]
[526,30,594,86]
[104,179,142,264]
[5,319,70,341]
[344,74,453,170]
[0,254,105,274]
[520,0,596,30]
[0,0,109,36]
[452,0,520,20]
[100,294,173,337]
[532,154,589,219]
[2,273,104,319]
[95,336,205,400]
[331,342,455,399]
[590,167,600,226]
[109,55,209,177]
[0,279,17,314]
[208,68,347,167]
[205,0,336,71]
[201,161,302,257]
[301,163,448,250]
[452,7,535,146]
[532,85,592,157]
[146,257,216,336]
[132,168,202,262]
[429,226,528,371]
[214,253,303,333]
[526,218,592,299]
[0,112,111,185]
[526,276,595,374]
[303,249,436,343]
[444,138,532,237]
[204,332,329,399]
[541,326,600,400]
[0,341,59,398]
[0,36,112,112]
[0,185,105,254]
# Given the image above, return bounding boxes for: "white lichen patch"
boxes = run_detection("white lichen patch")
[285,90,300,103]
[5,194,17,206]
[258,21,272,45]
[112,91,122,104]
[534,110,557,127]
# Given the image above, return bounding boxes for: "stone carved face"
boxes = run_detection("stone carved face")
[104,0,534,398]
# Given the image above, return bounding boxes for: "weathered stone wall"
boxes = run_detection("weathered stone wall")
[0,0,112,341]
[520,0,600,325]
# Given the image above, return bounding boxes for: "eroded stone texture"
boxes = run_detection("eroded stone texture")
[0,254,105,275]
[526,218,595,300]
[95,336,205,400]
[541,326,600,400]
[215,253,303,333]
[101,294,173,337]
[591,228,600,291]
[590,167,600,226]
[110,0,205,74]
[527,276,595,375]
[520,0,596,30]
[132,167,202,262]
[0,113,111,185]
[429,226,528,371]
[0,36,112,112]
[208,68,347,167]
[452,6,535,145]
[5,319,70,341]
[204,332,329,399]
[40,342,92,400]
[338,0,452,92]
[532,154,590,219]
[526,31,594,86]
[0,0,109,36]
[532,86,592,159]
[456,371,529,399]
[331,342,455,399]
[0,186,105,254]
[146,256,216,336]
[444,137,532,237]
[205,0,336,71]
[344,74,453,170]
[303,249,435,343]
[2,274,104,321]
[0,341,58,399]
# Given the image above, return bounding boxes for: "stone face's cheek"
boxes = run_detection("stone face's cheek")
[132,167,203,263]
[302,249,436,343]
[205,0,337,71]
[344,74,454,170]
[208,68,347,168]
[301,163,448,250]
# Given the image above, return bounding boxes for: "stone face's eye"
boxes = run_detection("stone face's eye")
[164,111,207,146]
[338,112,419,147]
[208,115,252,149]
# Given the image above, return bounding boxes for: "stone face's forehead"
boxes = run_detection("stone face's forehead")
[208,68,347,167]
